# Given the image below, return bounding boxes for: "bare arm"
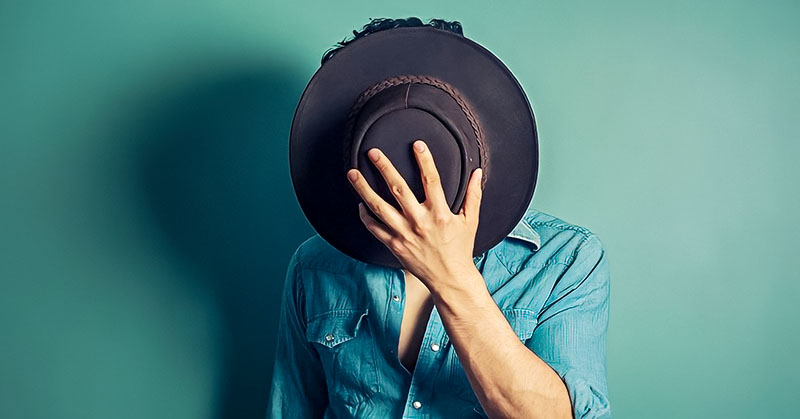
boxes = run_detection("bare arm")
[430,267,572,419]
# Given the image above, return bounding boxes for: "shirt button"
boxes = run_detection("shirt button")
[412,400,422,409]
[392,295,400,302]
[324,334,334,342]
[430,343,440,352]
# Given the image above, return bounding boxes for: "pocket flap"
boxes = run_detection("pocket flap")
[306,308,369,348]
[504,308,537,342]
[442,307,537,347]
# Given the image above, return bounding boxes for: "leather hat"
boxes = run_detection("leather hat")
[289,26,538,269]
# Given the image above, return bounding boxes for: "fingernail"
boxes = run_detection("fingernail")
[413,140,425,153]
[368,148,380,162]
[348,169,358,181]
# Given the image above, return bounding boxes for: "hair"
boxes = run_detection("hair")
[321,17,464,65]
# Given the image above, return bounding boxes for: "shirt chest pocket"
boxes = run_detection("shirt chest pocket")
[444,308,538,417]
[305,308,381,410]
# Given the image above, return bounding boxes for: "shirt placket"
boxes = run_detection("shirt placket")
[391,255,484,419]
[398,290,447,417]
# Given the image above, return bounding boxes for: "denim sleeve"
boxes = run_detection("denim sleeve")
[528,234,611,419]
[266,249,329,418]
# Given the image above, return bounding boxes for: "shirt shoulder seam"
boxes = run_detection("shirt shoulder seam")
[528,220,599,265]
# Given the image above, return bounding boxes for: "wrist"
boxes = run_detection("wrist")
[429,266,491,308]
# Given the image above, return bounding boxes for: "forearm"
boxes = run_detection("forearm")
[430,267,572,419]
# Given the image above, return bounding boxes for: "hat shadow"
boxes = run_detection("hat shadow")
[133,67,313,418]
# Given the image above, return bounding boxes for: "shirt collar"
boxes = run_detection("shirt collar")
[505,216,541,250]
[472,215,540,266]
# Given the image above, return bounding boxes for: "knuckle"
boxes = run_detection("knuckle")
[433,213,450,225]
[391,184,404,197]
[369,203,382,217]
[423,174,440,186]
[388,238,405,253]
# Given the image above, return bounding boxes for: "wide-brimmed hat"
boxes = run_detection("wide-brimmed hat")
[289,25,538,269]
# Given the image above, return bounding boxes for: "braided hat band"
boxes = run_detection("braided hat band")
[342,75,489,190]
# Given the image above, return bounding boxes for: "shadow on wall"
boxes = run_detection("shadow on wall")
[132,65,313,418]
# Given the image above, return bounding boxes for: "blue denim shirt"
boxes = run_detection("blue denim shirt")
[267,207,611,418]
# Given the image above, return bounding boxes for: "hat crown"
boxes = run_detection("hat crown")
[343,75,488,214]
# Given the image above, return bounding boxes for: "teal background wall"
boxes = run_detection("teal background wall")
[2,1,798,418]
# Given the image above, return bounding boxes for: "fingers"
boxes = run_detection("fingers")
[412,140,450,214]
[364,148,423,218]
[461,167,483,227]
[358,202,394,243]
[347,167,408,233]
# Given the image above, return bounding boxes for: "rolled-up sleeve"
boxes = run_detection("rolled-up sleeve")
[266,249,329,418]
[528,234,611,419]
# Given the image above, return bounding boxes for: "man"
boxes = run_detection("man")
[267,18,611,419]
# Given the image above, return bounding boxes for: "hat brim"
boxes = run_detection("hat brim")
[289,26,538,268]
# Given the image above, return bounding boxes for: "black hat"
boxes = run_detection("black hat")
[289,25,538,269]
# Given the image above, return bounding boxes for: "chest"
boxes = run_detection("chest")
[396,269,434,373]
